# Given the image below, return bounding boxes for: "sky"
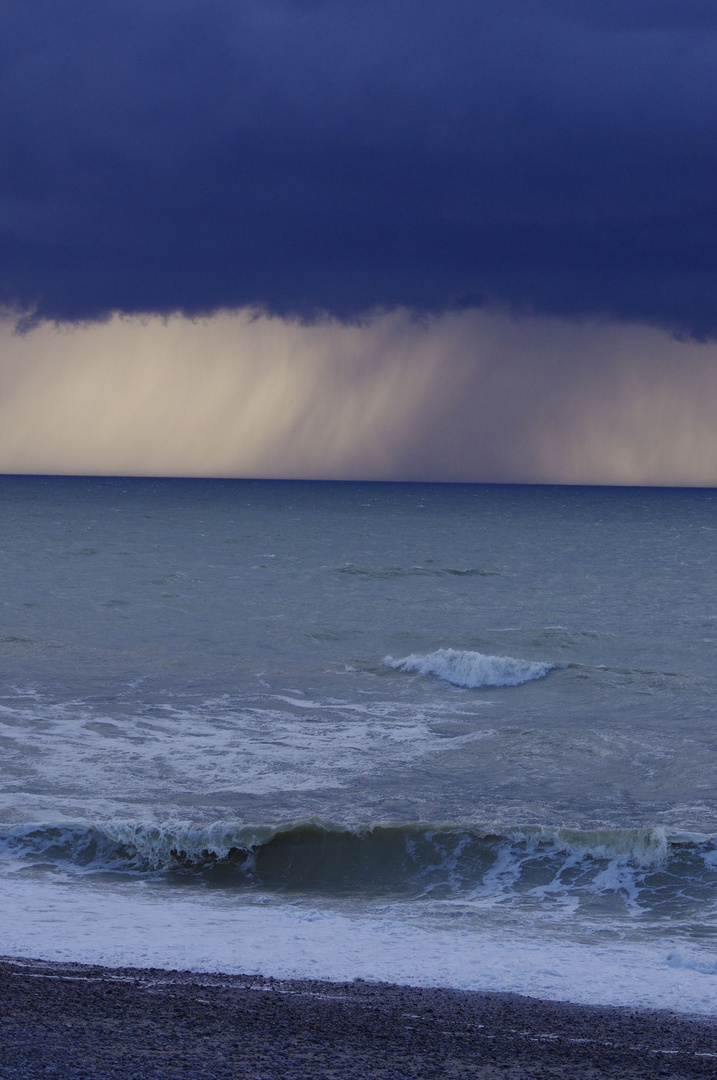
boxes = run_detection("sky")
[2,0,717,485]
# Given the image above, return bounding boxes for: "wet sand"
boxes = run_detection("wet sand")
[1,956,715,1078]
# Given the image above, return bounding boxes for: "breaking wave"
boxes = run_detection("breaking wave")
[385,648,553,688]
[2,821,716,918]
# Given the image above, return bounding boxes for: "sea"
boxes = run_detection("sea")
[1,476,716,1014]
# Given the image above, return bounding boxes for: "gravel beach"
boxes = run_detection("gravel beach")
[1,957,715,1079]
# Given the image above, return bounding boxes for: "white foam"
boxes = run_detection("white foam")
[386,649,553,688]
[0,875,715,1015]
[0,692,494,821]
[667,952,717,976]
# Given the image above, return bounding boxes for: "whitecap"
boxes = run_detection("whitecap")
[385,648,553,688]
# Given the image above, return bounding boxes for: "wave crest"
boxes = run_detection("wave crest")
[385,648,553,688]
[3,821,716,917]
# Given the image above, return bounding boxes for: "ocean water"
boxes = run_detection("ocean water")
[1,476,716,1013]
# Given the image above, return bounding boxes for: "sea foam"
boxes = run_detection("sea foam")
[2,872,717,1015]
[385,648,553,688]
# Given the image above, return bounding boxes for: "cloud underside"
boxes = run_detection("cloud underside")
[1,1,717,335]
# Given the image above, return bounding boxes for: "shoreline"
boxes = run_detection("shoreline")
[2,956,716,1078]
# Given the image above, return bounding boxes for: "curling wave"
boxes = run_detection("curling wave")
[385,648,553,687]
[2,821,716,918]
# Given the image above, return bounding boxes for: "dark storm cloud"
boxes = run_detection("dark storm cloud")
[2,0,717,334]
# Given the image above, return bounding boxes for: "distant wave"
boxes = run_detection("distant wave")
[337,564,500,578]
[385,648,553,688]
[3,821,716,917]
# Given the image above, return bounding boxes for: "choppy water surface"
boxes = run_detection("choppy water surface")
[1,477,716,1011]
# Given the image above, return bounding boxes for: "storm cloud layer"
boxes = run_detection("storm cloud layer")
[2,1,717,334]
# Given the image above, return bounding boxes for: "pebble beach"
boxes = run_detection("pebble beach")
[2,957,716,1079]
